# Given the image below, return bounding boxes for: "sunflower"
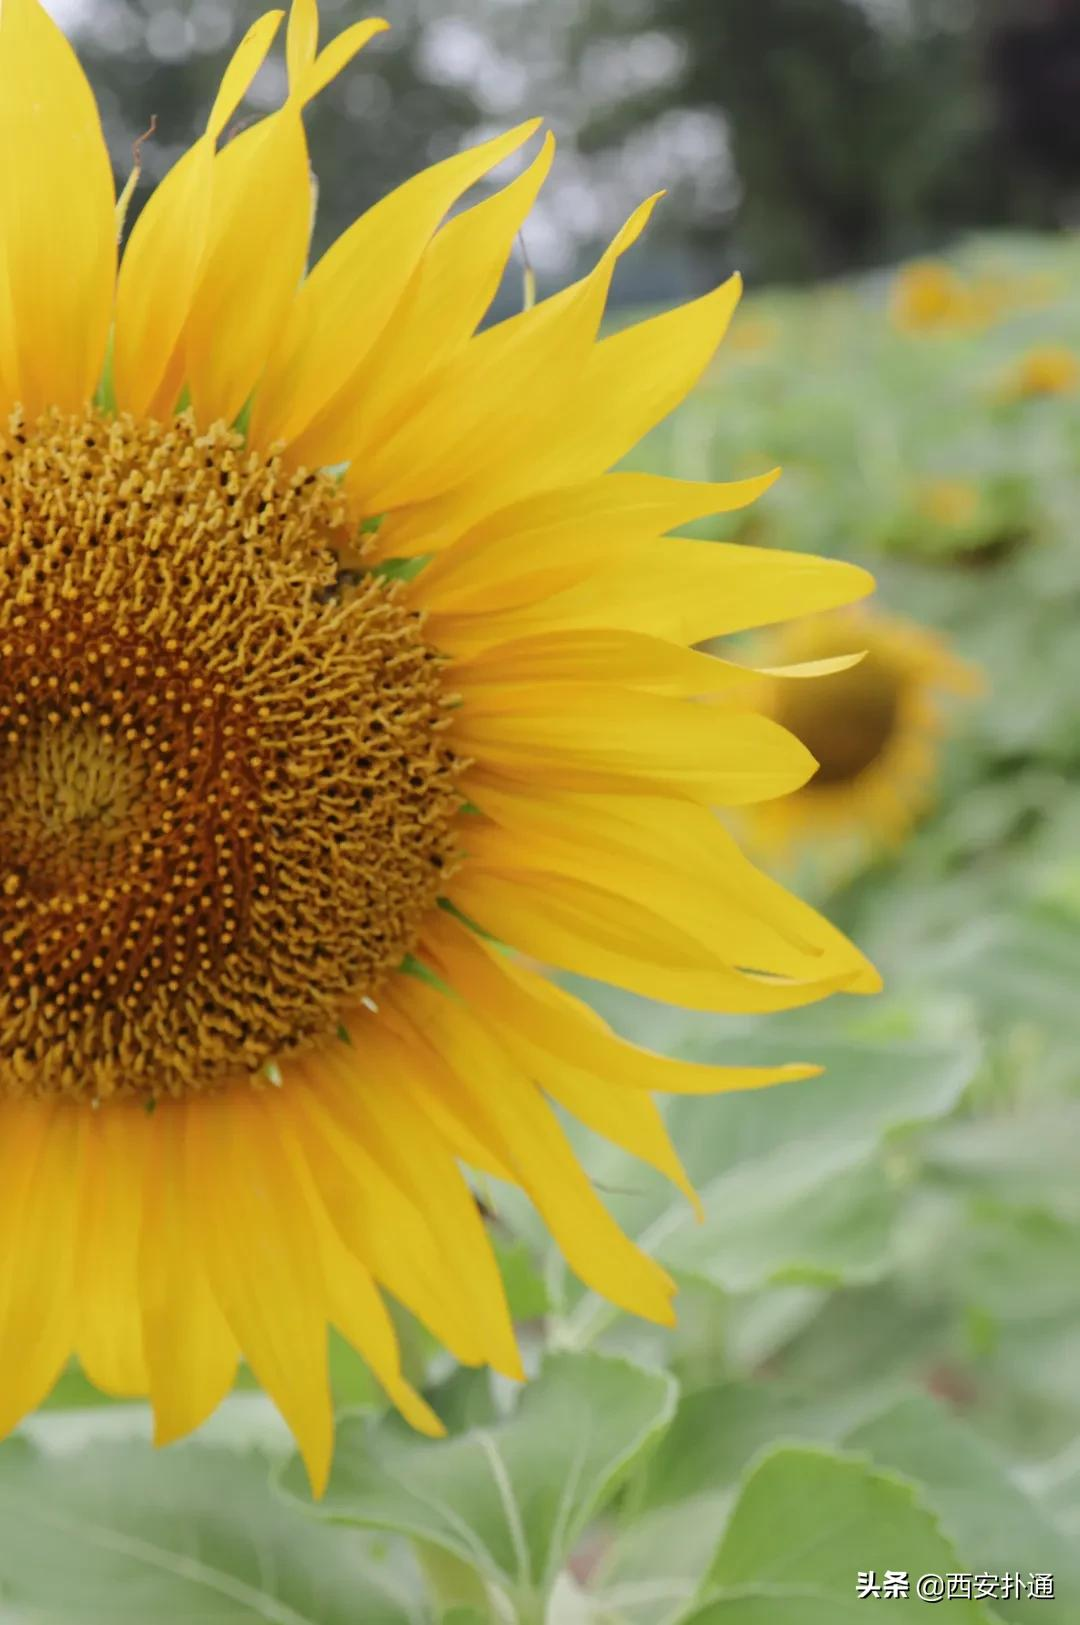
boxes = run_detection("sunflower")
[0,0,881,1491]
[743,608,978,860]
[888,259,981,334]
[915,478,982,534]
[998,344,1080,401]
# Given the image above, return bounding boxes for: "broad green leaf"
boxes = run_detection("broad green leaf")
[0,1438,426,1623]
[549,1005,978,1342]
[629,1381,883,1514]
[279,1353,676,1619]
[691,1445,996,1622]
[423,1367,502,1435]
[1023,1439,1080,1541]
[927,1104,1080,1217]
[495,1237,553,1322]
[596,1379,897,1625]
[847,1395,1079,1621]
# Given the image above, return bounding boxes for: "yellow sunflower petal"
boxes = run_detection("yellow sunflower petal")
[374,271,741,554]
[184,12,387,428]
[452,629,757,696]
[74,1106,151,1396]
[0,0,115,414]
[207,9,287,137]
[303,1032,522,1378]
[409,468,778,592]
[429,540,874,654]
[285,0,319,84]
[140,1103,239,1446]
[452,685,815,804]
[542,273,744,484]
[299,17,391,105]
[286,1064,495,1370]
[345,194,662,532]
[423,911,821,1094]
[459,783,879,989]
[316,1217,445,1437]
[389,979,677,1324]
[447,864,861,1015]
[113,10,284,418]
[186,1089,333,1495]
[0,1104,80,1433]
[250,119,541,451]
[290,132,556,472]
[184,109,312,428]
[436,965,702,1210]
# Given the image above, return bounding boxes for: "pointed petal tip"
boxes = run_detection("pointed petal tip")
[848,962,885,995]
[494,1348,527,1383]
[853,563,877,599]
[300,1429,333,1501]
[152,1415,189,1450]
[391,1380,448,1439]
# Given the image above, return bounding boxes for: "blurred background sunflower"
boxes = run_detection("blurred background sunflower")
[742,607,980,866]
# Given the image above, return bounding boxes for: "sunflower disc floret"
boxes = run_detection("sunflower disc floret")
[0,408,460,1102]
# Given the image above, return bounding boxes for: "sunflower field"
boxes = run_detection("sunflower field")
[0,212,1077,1623]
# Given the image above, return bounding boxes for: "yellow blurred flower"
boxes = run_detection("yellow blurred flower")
[743,608,979,860]
[999,344,1080,400]
[726,313,781,356]
[891,258,1065,338]
[916,478,982,532]
[889,259,981,334]
[970,269,1061,322]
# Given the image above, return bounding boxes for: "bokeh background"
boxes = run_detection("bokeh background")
[56,0,1080,289]
[7,3,1080,1620]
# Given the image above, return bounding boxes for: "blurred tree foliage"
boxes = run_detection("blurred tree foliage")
[580,0,1080,283]
[76,0,482,257]
[989,0,1080,212]
[72,0,1080,285]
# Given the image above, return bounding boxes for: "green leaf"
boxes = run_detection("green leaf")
[495,1237,552,1322]
[0,1438,427,1623]
[279,1352,676,1619]
[41,1362,125,1411]
[550,1005,978,1341]
[595,1379,895,1625]
[630,1380,884,1514]
[686,1444,997,1623]
[847,1395,1080,1621]
[423,1368,501,1435]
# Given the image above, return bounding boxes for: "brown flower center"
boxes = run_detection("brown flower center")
[777,651,901,787]
[0,408,460,1102]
